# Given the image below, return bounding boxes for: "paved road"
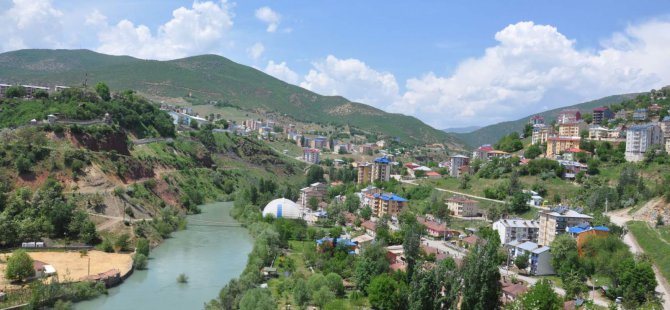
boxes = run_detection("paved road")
[607,209,670,309]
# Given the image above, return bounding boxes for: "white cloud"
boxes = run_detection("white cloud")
[300,55,400,109]
[255,6,281,33]
[247,42,264,60]
[85,9,106,26]
[387,20,670,128]
[96,1,234,59]
[0,0,65,51]
[264,60,299,84]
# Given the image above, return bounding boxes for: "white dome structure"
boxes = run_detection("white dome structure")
[262,198,302,219]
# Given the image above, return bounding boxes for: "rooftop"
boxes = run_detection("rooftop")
[373,193,408,202]
[495,219,539,228]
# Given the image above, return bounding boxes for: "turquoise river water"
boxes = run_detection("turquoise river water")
[75,202,253,310]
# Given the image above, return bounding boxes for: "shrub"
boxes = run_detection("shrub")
[177,273,189,283]
[136,238,150,257]
[133,253,148,270]
[5,249,35,281]
[98,238,114,253]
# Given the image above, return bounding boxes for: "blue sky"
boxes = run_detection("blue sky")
[2,0,670,128]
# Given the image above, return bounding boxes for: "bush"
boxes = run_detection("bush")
[136,238,150,257]
[5,249,35,281]
[177,273,189,283]
[98,238,114,253]
[133,253,148,270]
[114,233,130,252]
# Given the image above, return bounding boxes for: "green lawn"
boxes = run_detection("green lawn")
[628,221,670,283]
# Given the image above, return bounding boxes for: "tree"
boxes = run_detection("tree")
[5,85,26,98]
[519,279,562,310]
[5,249,35,282]
[306,165,326,186]
[136,238,150,257]
[312,286,335,308]
[15,155,32,174]
[239,288,275,310]
[292,278,310,307]
[354,243,389,291]
[524,144,543,159]
[95,82,111,101]
[360,206,372,220]
[509,191,530,214]
[345,193,360,212]
[403,226,421,280]
[514,253,529,272]
[459,174,471,190]
[325,273,345,297]
[308,196,319,211]
[550,234,582,277]
[460,242,502,310]
[367,274,401,310]
[408,258,460,310]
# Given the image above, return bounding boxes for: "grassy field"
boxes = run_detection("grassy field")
[628,221,670,283]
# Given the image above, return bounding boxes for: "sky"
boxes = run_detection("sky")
[2,1,670,129]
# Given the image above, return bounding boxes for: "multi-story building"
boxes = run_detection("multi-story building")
[531,124,553,145]
[506,241,555,275]
[567,225,609,256]
[529,115,545,126]
[0,83,11,97]
[625,123,663,162]
[493,219,540,244]
[21,85,50,97]
[557,109,581,124]
[449,155,470,177]
[614,110,630,120]
[546,136,581,159]
[538,207,592,246]
[592,107,613,125]
[472,145,510,161]
[310,136,331,150]
[558,121,586,137]
[371,193,407,217]
[303,148,320,164]
[633,108,648,121]
[661,116,670,138]
[446,196,481,217]
[588,126,609,140]
[299,182,328,210]
[356,157,391,184]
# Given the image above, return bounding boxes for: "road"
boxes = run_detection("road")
[607,209,670,310]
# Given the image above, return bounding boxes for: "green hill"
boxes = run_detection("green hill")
[0,49,460,147]
[452,93,640,148]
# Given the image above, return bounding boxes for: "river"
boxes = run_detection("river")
[75,202,253,310]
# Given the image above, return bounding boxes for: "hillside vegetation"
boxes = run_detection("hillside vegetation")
[0,49,458,147]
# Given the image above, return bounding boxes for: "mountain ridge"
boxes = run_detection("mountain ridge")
[0,49,461,148]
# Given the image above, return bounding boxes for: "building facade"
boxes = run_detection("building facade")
[449,155,470,177]
[371,193,407,217]
[538,208,592,246]
[446,196,481,217]
[531,124,553,145]
[300,182,328,210]
[592,107,613,125]
[625,124,662,162]
[303,148,320,164]
[506,241,555,275]
[546,136,581,159]
[558,122,586,137]
[493,219,540,244]
[557,109,581,124]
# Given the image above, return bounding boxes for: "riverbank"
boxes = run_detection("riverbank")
[74,201,253,310]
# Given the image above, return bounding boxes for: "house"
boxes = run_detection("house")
[632,108,648,121]
[21,85,50,97]
[493,219,540,244]
[449,155,470,177]
[538,207,592,246]
[592,107,613,125]
[446,196,481,217]
[417,216,452,239]
[386,245,406,271]
[546,136,581,159]
[371,193,408,217]
[352,234,374,250]
[359,186,381,209]
[614,109,630,120]
[560,148,590,161]
[557,160,589,179]
[531,124,554,145]
[588,125,610,140]
[32,260,56,279]
[472,145,510,161]
[303,148,320,164]
[524,190,544,207]
[358,143,375,154]
[425,171,441,179]
[420,243,450,262]
[557,109,581,124]
[558,122,587,137]
[459,234,483,249]
[506,241,555,275]
[299,182,328,210]
[625,123,663,162]
[567,224,609,256]
[501,278,529,304]
[405,163,432,178]
[361,221,377,236]
[529,115,545,125]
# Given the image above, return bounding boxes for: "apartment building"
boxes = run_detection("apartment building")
[493,219,540,244]
[356,157,391,184]
[592,107,613,125]
[538,207,592,246]
[303,148,320,164]
[0,83,10,97]
[531,124,553,145]
[371,193,407,217]
[446,196,481,217]
[557,109,581,124]
[449,154,470,177]
[625,123,662,162]
[546,136,581,159]
[558,122,586,137]
[300,182,328,210]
